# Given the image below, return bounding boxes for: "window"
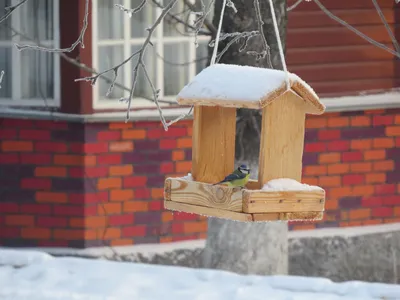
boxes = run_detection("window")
[0,0,60,106]
[92,0,212,109]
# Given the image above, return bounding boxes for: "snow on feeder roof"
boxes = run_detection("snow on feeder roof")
[177,64,326,115]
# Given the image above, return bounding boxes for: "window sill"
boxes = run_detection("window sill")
[0,91,399,123]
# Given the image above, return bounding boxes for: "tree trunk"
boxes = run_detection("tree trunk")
[202,0,289,275]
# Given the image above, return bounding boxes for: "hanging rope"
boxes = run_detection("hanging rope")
[268,0,290,90]
[210,0,227,65]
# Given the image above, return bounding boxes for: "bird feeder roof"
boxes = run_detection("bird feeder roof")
[177,64,325,115]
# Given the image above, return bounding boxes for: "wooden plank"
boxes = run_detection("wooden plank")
[243,189,325,213]
[191,106,236,184]
[252,211,324,222]
[164,201,253,222]
[177,98,260,109]
[164,178,243,212]
[258,90,305,187]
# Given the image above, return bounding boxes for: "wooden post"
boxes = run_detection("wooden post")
[192,106,236,183]
[258,90,306,187]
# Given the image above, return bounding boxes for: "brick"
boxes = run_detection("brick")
[373,160,394,171]
[109,165,133,177]
[54,154,86,166]
[71,142,109,154]
[97,131,121,141]
[366,173,386,184]
[69,218,85,228]
[343,174,364,185]
[350,162,372,173]
[350,116,371,127]
[135,188,151,199]
[373,115,393,126]
[342,151,362,162]
[122,129,146,140]
[109,122,133,129]
[109,214,134,226]
[305,117,327,128]
[373,138,394,149]
[375,184,396,195]
[0,153,19,164]
[395,207,400,217]
[37,216,67,227]
[160,162,174,174]
[53,206,83,216]
[353,185,374,196]
[122,225,147,237]
[20,129,50,140]
[327,164,349,175]
[172,150,185,161]
[177,138,192,148]
[183,221,207,233]
[98,178,122,190]
[98,203,121,215]
[164,127,187,138]
[396,137,400,147]
[304,129,319,142]
[149,200,163,211]
[69,166,109,178]
[338,196,362,208]
[124,201,148,212]
[35,142,67,153]
[98,154,122,165]
[302,177,318,185]
[110,239,133,246]
[342,127,385,139]
[20,204,51,215]
[387,148,400,160]
[318,176,341,187]
[0,202,19,213]
[386,126,400,136]
[327,117,349,127]
[319,153,340,164]
[86,216,108,228]
[36,192,68,203]
[362,196,383,207]
[351,139,372,150]
[304,142,326,152]
[302,153,319,165]
[364,150,385,160]
[176,161,192,173]
[372,207,393,217]
[329,187,352,198]
[5,215,35,226]
[162,212,173,222]
[387,171,400,184]
[122,152,147,164]
[349,209,370,220]
[21,178,52,190]
[53,229,84,240]
[3,118,33,127]
[327,140,350,151]
[382,196,400,205]
[160,139,177,149]
[318,129,340,140]
[151,188,164,199]
[2,141,33,152]
[185,149,192,160]
[325,199,338,210]
[109,141,134,152]
[35,167,67,177]
[160,237,173,243]
[172,222,184,233]
[123,176,147,188]
[20,153,51,165]
[21,227,51,239]
[0,128,17,139]
[38,240,69,247]
[135,211,161,224]
[110,189,134,201]
[147,129,164,139]
[147,151,172,162]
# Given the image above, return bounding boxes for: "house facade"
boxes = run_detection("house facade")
[0,0,399,248]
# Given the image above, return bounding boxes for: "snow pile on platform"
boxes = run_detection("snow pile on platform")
[262,178,323,191]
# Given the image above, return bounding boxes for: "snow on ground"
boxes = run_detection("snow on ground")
[1,249,400,300]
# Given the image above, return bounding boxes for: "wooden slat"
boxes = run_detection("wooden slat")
[191,106,236,184]
[288,9,396,28]
[258,91,306,187]
[287,25,395,48]
[253,212,323,222]
[164,178,243,212]
[243,189,325,213]
[164,201,253,222]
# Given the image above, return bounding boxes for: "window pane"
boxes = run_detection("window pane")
[196,40,209,74]
[163,43,190,96]
[130,0,156,38]
[98,46,125,100]
[131,44,157,98]
[20,0,54,41]
[98,0,124,40]
[0,0,12,40]
[0,47,11,98]
[163,0,191,37]
[20,50,54,99]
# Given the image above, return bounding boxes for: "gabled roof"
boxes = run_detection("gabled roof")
[177,64,325,115]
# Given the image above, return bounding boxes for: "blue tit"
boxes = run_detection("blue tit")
[213,164,251,188]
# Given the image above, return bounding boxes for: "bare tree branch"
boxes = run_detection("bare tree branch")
[0,0,28,24]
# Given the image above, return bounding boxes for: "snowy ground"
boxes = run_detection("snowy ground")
[1,249,400,300]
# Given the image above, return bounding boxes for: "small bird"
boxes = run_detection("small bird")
[213,164,251,188]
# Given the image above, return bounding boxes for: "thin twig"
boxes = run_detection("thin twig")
[0,0,28,24]
[15,0,89,52]
[252,0,273,66]
[115,0,147,16]
[371,0,400,54]
[0,71,4,89]
[215,31,260,63]
[182,0,217,35]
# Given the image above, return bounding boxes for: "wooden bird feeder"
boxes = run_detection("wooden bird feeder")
[164,64,326,222]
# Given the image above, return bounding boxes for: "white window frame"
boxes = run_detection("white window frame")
[91,0,210,110]
[0,0,60,107]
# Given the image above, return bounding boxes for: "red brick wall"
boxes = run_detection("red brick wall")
[1,108,400,247]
